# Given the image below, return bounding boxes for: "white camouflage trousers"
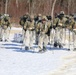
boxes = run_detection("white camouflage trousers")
[24,30,35,48]
[38,33,49,50]
[54,28,63,44]
[50,28,55,44]
[2,27,11,41]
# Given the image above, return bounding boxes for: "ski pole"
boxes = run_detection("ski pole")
[68,29,70,50]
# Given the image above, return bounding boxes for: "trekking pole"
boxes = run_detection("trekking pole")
[21,28,25,50]
[8,26,11,42]
[68,29,70,50]
[64,28,66,45]
[72,31,74,51]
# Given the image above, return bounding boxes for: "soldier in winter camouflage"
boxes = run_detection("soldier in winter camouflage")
[23,15,35,50]
[19,13,30,44]
[38,16,51,52]
[35,14,42,45]
[47,15,54,45]
[53,11,67,48]
[66,14,76,50]
[1,14,11,42]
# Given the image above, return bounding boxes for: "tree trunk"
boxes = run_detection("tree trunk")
[51,0,57,20]
[16,0,19,8]
[68,0,71,15]
[29,0,30,14]
[5,0,8,14]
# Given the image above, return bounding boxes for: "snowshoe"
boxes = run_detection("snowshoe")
[38,49,46,53]
[38,49,47,53]
[38,50,43,53]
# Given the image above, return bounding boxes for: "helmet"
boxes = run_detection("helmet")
[38,14,42,17]
[60,11,65,15]
[4,14,9,17]
[42,16,48,21]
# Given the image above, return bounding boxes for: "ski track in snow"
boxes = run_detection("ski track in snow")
[0,27,76,75]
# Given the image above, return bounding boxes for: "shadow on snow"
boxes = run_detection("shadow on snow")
[2,42,69,53]
[2,43,38,53]
[46,46,69,51]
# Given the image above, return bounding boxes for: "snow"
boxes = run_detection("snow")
[0,27,76,75]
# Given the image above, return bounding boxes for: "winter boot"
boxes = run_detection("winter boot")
[58,43,63,48]
[43,46,47,52]
[0,39,2,41]
[54,42,58,47]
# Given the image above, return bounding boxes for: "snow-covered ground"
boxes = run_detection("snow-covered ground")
[0,27,76,75]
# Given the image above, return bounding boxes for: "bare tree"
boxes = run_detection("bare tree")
[68,0,71,15]
[51,0,57,19]
[16,0,19,8]
[27,0,32,14]
[5,0,8,14]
